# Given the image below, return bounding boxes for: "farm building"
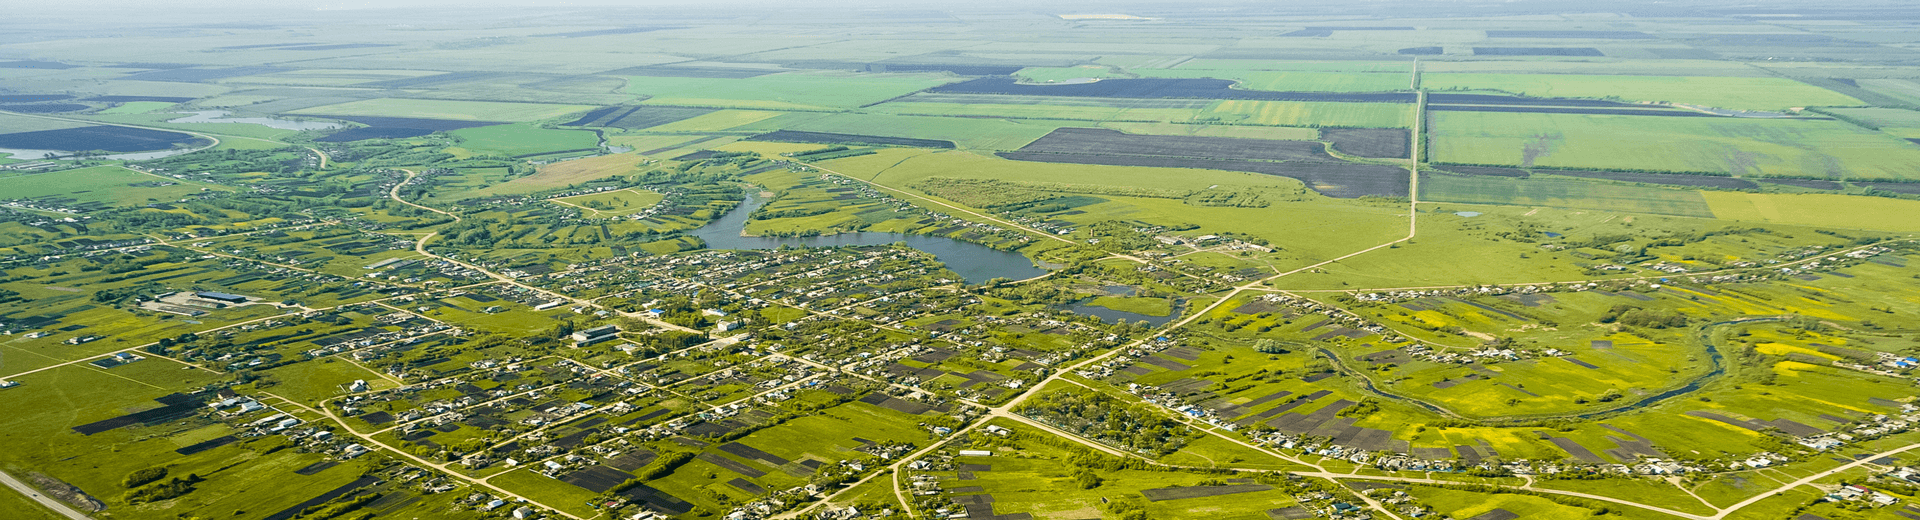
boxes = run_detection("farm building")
[194,291,248,303]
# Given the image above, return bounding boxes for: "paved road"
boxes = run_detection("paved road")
[266,393,587,520]
[387,169,698,334]
[0,470,92,520]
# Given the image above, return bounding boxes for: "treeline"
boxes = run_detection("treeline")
[1432,161,1736,178]
[1598,304,1689,329]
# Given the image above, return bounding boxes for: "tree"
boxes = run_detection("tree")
[1075,470,1103,489]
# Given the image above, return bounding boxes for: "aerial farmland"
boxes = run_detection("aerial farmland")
[2,1,1920,520]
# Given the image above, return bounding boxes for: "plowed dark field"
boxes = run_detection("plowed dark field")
[566,106,715,129]
[0,125,206,152]
[1474,47,1604,56]
[1323,128,1410,158]
[1001,128,1409,198]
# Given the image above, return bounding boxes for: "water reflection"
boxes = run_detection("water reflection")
[688,192,1046,284]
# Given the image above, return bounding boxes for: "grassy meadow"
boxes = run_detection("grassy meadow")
[1428,111,1920,179]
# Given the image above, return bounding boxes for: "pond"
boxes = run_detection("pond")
[689,192,1047,285]
[1058,297,1183,327]
[167,111,345,131]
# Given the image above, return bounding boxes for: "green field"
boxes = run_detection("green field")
[1140,68,1412,92]
[1428,111,1920,179]
[1205,100,1412,127]
[554,188,664,217]
[628,71,957,110]
[1420,174,1716,218]
[97,101,177,114]
[1825,107,1920,138]
[442,152,649,199]
[1408,486,1611,519]
[0,112,89,134]
[1087,296,1172,316]
[290,98,594,122]
[1422,73,1864,111]
[447,123,600,156]
[1701,192,1920,233]
[1,166,231,208]
[641,110,783,132]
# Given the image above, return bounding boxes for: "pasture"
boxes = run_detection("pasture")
[447,123,600,157]
[1700,192,1920,233]
[1420,174,1716,218]
[2,165,229,208]
[1427,111,1920,179]
[1204,100,1412,128]
[1422,73,1864,111]
[0,112,89,133]
[640,109,783,133]
[553,188,664,217]
[442,153,650,200]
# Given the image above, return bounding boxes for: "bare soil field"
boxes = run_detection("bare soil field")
[0,125,206,152]
[1473,47,1604,56]
[566,106,717,129]
[1323,128,1410,158]
[998,151,1408,198]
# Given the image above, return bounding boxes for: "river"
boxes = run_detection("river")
[688,192,1047,285]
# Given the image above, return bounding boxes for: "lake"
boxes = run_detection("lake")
[167,111,345,131]
[689,192,1047,284]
